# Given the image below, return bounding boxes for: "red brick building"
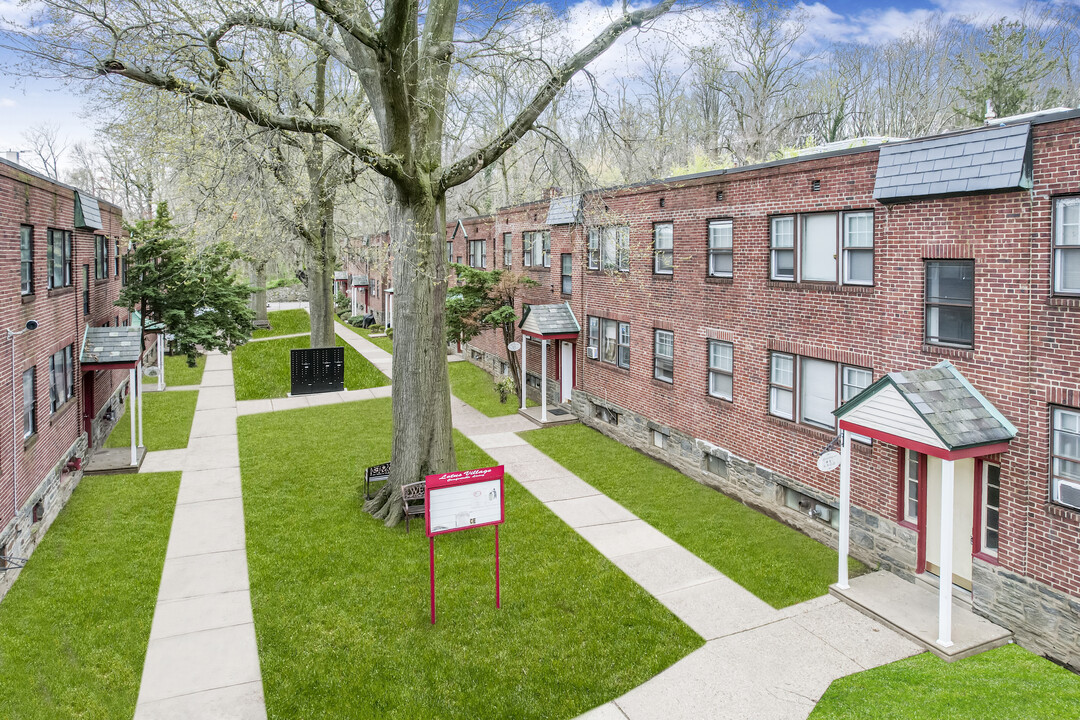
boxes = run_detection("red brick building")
[427,110,1080,668]
[0,157,131,594]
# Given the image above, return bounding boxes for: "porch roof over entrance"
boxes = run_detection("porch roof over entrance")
[80,326,144,369]
[519,302,579,339]
[835,361,1016,458]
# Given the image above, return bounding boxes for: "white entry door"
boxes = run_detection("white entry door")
[560,342,573,403]
[925,457,975,590]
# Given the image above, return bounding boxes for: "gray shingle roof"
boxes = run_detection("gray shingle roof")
[334,271,348,280]
[351,275,369,286]
[80,326,144,366]
[519,302,580,336]
[886,361,1016,448]
[74,191,103,230]
[873,123,1032,202]
[545,195,583,225]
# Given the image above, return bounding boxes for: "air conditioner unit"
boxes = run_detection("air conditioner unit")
[1055,479,1080,510]
[586,346,599,360]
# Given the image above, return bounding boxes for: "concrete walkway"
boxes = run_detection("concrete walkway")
[134,350,267,720]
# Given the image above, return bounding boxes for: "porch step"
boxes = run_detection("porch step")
[84,446,148,475]
[518,404,579,427]
[831,571,1012,662]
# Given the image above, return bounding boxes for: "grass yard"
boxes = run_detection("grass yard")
[449,360,535,416]
[522,424,867,608]
[253,309,311,339]
[338,321,394,354]
[0,472,181,720]
[233,334,388,401]
[163,353,205,386]
[810,644,1080,719]
[237,399,701,720]
[105,390,198,451]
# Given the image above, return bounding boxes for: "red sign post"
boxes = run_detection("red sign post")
[424,466,506,625]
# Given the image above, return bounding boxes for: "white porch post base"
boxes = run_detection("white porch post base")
[837,430,852,590]
[937,458,955,648]
[520,339,527,411]
[540,340,548,423]
[137,362,145,449]
[129,368,138,466]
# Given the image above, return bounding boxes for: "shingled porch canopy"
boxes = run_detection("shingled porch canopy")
[833,361,1016,648]
[132,310,167,391]
[80,326,145,466]
[518,302,580,422]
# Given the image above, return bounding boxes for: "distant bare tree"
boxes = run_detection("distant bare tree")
[21,122,67,179]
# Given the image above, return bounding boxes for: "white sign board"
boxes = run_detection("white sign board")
[507,341,521,352]
[428,480,502,534]
[817,451,842,472]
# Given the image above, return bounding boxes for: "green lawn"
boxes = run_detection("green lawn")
[253,309,311,339]
[811,644,1080,719]
[237,399,701,720]
[105,390,198,451]
[338,321,394,354]
[164,353,205,386]
[233,334,389,401]
[522,424,867,608]
[449,360,535,416]
[0,472,181,720]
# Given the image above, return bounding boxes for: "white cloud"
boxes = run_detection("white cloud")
[0,98,16,107]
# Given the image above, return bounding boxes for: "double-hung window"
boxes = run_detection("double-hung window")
[587,226,630,271]
[94,235,108,279]
[47,229,72,289]
[49,345,74,412]
[22,367,36,439]
[771,211,874,284]
[707,340,733,400]
[589,317,629,369]
[653,222,673,274]
[561,254,572,294]
[469,239,486,268]
[925,260,974,348]
[769,353,872,432]
[502,232,512,267]
[523,231,549,267]
[1054,197,1080,294]
[20,225,33,295]
[980,462,1001,556]
[653,330,673,383]
[708,219,733,277]
[1051,407,1080,510]
[902,450,920,525]
[114,239,121,276]
[447,241,453,264]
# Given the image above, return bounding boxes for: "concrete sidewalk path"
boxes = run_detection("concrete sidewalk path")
[449,398,921,720]
[134,350,267,720]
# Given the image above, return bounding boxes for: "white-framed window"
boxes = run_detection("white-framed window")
[502,232,512,267]
[769,352,872,432]
[925,260,974,349]
[588,316,629,369]
[771,211,873,285]
[447,241,453,264]
[903,449,920,524]
[587,226,630,272]
[523,231,549,267]
[654,329,673,383]
[469,239,486,268]
[708,339,733,400]
[49,345,74,412]
[1054,197,1080,294]
[980,461,1000,556]
[47,228,72,289]
[1051,406,1080,510]
[708,219,733,278]
[561,253,572,294]
[20,225,33,295]
[652,429,668,449]
[22,367,36,439]
[653,222,673,274]
[705,453,727,477]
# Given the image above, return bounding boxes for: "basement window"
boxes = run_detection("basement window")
[31,502,43,524]
[704,453,728,478]
[594,405,618,426]
[783,486,838,530]
[526,373,542,390]
[652,430,668,449]
[470,349,482,361]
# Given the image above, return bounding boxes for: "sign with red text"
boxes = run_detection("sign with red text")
[425,466,505,537]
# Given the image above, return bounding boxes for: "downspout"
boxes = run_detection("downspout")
[1023,181,1037,579]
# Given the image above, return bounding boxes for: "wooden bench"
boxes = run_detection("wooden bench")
[402,481,426,533]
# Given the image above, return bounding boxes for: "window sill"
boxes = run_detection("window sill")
[50,397,76,424]
[23,433,38,451]
[704,276,734,285]
[48,287,75,298]
[651,377,674,389]
[1047,295,1080,307]
[586,269,630,275]
[974,551,1000,566]
[21,293,35,305]
[704,393,733,408]
[95,277,111,286]
[766,281,874,295]
[586,359,631,375]
[652,272,674,279]
[898,519,918,531]
[922,344,974,361]
[1047,503,1080,523]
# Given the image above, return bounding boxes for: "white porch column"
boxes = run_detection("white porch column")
[838,430,852,590]
[520,339,527,411]
[157,333,164,391]
[351,287,357,317]
[129,368,137,466]
[137,362,145,449]
[937,458,955,647]
[541,340,549,423]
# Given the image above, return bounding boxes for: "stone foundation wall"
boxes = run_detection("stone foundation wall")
[0,434,87,603]
[974,561,1080,671]
[266,284,308,303]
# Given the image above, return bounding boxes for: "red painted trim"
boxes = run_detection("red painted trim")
[520,331,579,340]
[895,448,906,525]
[571,341,577,389]
[838,420,1011,460]
[973,458,984,556]
[916,454,928,574]
[80,361,139,370]
[424,466,506,537]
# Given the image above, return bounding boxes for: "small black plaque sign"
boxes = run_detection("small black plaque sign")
[290,346,345,395]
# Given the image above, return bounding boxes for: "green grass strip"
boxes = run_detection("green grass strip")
[0,472,181,720]
[522,423,868,608]
[448,361,535,417]
[253,309,311,339]
[342,323,394,354]
[238,399,701,720]
[233,334,389,401]
[810,644,1080,719]
[105,390,198,451]
[163,354,205,386]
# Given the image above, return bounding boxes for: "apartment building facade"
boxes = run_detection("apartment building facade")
[431,110,1080,669]
[0,157,131,593]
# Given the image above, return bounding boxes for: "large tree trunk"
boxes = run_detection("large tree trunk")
[364,189,456,525]
[252,261,269,328]
[305,45,337,350]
